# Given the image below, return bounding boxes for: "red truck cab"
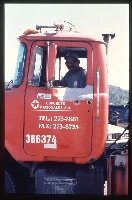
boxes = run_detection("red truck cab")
[5,23,129,196]
[5,24,109,165]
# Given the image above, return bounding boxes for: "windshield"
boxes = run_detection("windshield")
[12,42,27,87]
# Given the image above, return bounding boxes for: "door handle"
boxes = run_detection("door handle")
[96,68,100,121]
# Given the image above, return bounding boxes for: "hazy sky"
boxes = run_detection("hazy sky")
[5,4,129,90]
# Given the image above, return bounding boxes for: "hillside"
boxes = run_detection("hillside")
[109,85,129,105]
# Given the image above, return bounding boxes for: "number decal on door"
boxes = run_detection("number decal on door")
[25,134,57,149]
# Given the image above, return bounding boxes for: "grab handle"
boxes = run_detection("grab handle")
[96,68,100,121]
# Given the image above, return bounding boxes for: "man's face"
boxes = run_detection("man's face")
[65,56,79,71]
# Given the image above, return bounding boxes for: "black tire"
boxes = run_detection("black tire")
[5,150,28,194]
[5,167,17,194]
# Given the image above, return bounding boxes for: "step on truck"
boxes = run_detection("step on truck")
[5,21,128,194]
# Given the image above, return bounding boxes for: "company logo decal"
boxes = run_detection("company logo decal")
[31,100,39,109]
[31,100,71,111]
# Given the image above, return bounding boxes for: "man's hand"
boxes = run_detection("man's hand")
[53,80,60,86]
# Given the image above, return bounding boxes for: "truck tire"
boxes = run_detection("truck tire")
[5,150,28,194]
[5,167,17,193]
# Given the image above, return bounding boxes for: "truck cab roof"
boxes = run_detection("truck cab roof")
[19,27,106,44]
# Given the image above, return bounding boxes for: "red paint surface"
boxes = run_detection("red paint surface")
[5,30,108,164]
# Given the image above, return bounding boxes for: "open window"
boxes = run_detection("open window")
[27,41,92,89]
[54,47,87,86]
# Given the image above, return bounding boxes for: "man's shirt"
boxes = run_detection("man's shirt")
[60,67,86,88]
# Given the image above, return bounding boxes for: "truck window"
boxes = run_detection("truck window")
[12,42,27,87]
[55,47,87,87]
[27,46,44,87]
[27,45,88,88]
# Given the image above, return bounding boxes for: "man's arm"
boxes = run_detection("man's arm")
[59,76,67,87]
[53,74,67,87]
[53,80,60,86]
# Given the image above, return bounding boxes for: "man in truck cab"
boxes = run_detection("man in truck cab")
[53,52,86,88]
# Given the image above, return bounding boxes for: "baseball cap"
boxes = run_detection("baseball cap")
[64,52,79,60]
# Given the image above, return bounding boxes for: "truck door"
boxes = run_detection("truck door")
[24,41,93,163]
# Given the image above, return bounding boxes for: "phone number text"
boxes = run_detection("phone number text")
[39,123,79,129]
[38,116,78,122]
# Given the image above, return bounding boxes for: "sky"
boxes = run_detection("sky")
[4,4,129,90]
